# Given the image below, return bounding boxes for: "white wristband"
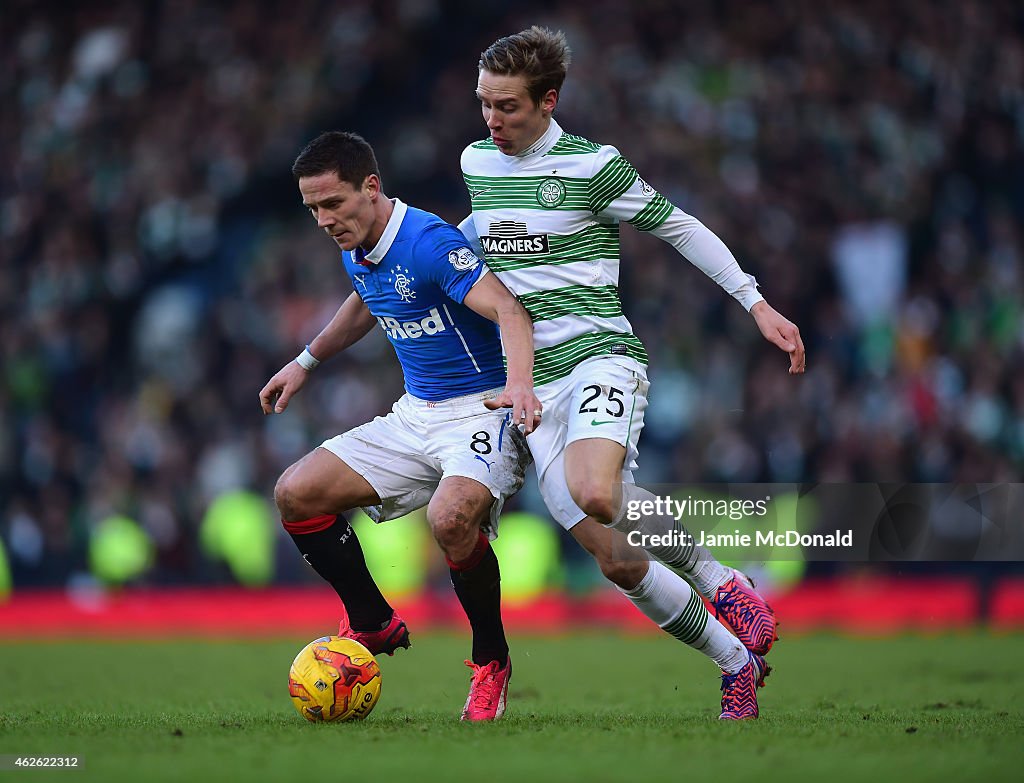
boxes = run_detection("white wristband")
[295,345,320,371]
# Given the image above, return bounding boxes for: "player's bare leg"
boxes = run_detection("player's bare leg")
[274,447,409,654]
[427,476,495,563]
[569,517,648,590]
[567,498,750,677]
[275,447,380,521]
[428,476,511,720]
[564,438,777,655]
[563,438,628,525]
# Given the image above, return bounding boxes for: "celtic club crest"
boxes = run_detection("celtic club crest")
[536,178,566,208]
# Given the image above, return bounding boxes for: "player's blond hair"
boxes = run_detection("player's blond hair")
[479,26,572,105]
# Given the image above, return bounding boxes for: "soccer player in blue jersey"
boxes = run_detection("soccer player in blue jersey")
[259,131,541,721]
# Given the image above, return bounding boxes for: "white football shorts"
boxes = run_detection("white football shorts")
[527,354,649,530]
[320,388,531,537]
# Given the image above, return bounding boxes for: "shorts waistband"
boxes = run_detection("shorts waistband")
[405,387,504,412]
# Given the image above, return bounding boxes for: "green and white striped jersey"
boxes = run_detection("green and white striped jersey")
[460,120,763,387]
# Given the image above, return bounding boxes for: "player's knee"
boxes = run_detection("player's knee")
[596,555,648,591]
[569,480,617,524]
[274,470,311,521]
[429,506,479,555]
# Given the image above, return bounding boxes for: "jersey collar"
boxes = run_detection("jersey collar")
[354,198,407,266]
[515,119,562,159]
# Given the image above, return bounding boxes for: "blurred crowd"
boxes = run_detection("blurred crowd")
[2,0,1022,588]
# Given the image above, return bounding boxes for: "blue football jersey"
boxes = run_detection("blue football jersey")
[342,200,507,401]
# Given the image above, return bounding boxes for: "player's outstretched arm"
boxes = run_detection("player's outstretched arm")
[650,212,806,373]
[591,155,805,375]
[463,273,543,434]
[750,301,806,375]
[592,150,772,314]
[259,292,376,414]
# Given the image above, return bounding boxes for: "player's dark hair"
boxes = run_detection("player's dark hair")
[479,26,572,105]
[292,131,380,189]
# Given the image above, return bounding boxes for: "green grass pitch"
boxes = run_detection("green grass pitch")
[1,632,1022,782]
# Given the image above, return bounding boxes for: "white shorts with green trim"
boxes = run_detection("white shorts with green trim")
[527,354,650,530]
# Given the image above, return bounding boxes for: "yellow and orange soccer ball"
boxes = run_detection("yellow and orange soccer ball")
[288,636,382,722]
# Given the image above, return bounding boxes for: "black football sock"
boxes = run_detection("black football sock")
[283,513,393,632]
[449,532,509,666]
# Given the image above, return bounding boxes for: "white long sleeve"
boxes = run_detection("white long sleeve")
[648,207,764,312]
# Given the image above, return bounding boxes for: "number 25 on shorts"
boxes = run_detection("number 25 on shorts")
[578,384,625,425]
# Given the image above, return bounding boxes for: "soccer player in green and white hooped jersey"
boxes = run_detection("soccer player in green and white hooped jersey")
[459,27,807,720]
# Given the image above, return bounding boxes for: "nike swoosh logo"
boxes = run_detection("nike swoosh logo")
[590,419,617,426]
[469,187,495,198]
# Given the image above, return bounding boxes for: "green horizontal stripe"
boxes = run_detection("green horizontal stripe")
[520,223,615,249]
[629,194,674,232]
[546,134,601,155]
[473,194,593,208]
[464,173,592,212]
[590,156,638,214]
[464,174,590,187]
[486,252,615,274]
[533,331,648,387]
[518,284,623,323]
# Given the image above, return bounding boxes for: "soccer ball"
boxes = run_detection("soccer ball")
[288,636,382,722]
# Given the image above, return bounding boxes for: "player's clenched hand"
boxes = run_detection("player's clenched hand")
[259,362,310,414]
[484,382,543,434]
[750,301,806,375]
